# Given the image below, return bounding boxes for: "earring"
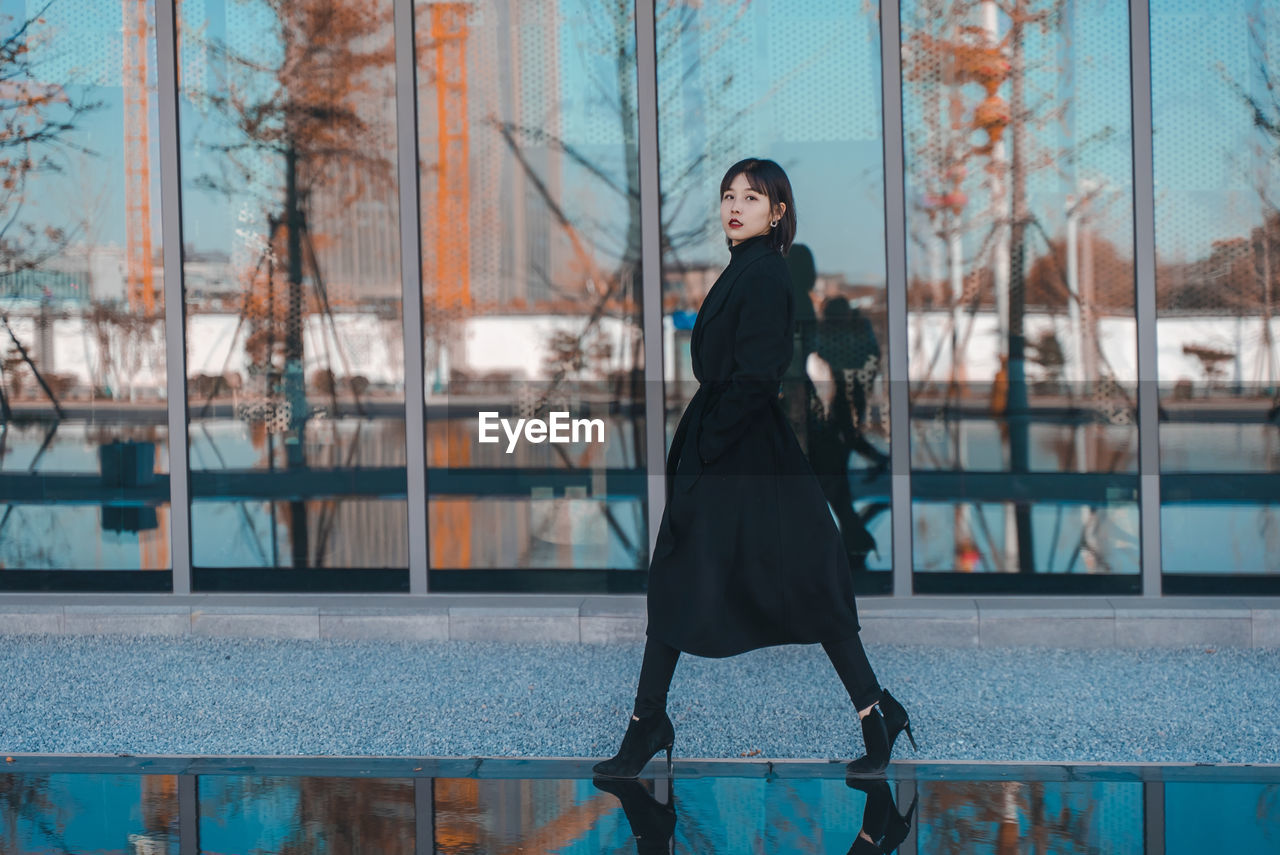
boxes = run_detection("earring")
[770,219,779,228]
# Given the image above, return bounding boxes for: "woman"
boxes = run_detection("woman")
[593,158,916,780]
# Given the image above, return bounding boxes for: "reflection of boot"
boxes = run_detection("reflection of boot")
[879,790,918,854]
[844,778,917,855]
[593,777,677,855]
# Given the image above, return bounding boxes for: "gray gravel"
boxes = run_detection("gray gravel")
[0,635,1276,764]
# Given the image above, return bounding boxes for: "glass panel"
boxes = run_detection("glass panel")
[901,0,1140,584]
[1166,782,1280,852]
[1152,0,1280,581]
[655,0,892,585]
[0,773,179,852]
[197,776,415,852]
[415,1,647,577]
[178,0,406,580]
[0,1,169,574]
[918,780,1145,853]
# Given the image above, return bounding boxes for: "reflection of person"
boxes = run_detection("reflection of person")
[844,778,918,854]
[805,294,890,570]
[592,778,676,854]
[593,158,916,782]
[783,244,821,455]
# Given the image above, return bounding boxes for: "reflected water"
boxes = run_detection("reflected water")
[0,760,1275,854]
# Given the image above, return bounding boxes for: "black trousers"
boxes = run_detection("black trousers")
[633,632,882,717]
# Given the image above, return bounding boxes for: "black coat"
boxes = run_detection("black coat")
[646,233,865,658]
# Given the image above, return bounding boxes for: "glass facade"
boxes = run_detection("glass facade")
[1,0,1276,595]
[1152,0,1280,593]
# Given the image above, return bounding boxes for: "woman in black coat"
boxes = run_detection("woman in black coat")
[593,158,916,780]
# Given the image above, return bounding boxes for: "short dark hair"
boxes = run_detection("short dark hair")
[719,157,797,256]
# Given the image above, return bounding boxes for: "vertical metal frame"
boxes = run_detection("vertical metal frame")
[396,0,430,594]
[635,0,666,558]
[1143,780,1165,854]
[156,0,192,593]
[414,778,435,855]
[1130,0,1162,597]
[178,774,199,855]
[880,0,914,597]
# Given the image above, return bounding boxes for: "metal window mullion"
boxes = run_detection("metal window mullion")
[156,0,192,594]
[178,774,198,855]
[395,0,429,594]
[1130,0,1162,597]
[881,0,913,598]
[635,0,666,566]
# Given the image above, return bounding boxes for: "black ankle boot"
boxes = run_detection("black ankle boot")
[845,705,890,777]
[847,688,917,776]
[592,777,676,853]
[593,711,675,779]
[877,688,917,755]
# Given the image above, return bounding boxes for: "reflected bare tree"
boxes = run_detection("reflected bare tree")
[0,0,102,419]
[183,0,396,567]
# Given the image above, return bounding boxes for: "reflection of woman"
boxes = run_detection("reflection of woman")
[806,296,891,570]
[593,158,916,781]
[591,773,917,854]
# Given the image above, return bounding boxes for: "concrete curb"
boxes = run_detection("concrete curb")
[1,594,1278,647]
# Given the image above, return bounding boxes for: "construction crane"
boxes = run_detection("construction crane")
[122,0,155,317]
[420,2,473,570]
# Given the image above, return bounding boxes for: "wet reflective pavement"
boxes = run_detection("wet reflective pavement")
[0,758,1275,853]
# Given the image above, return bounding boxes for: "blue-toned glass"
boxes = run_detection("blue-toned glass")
[177,0,407,579]
[901,0,1140,585]
[1152,0,1280,583]
[0,0,170,575]
[656,0,892,586]
[415,1,648,577]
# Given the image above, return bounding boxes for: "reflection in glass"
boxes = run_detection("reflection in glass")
[198,776,414,853]
[655,0,892,586]
[178,0,406,579]
[901,0,1140,583]
[918,779,1143,853]
[0,773,178,852]
[1152,0,1280,581]
[416,2,647,577]
[0,1,169,573]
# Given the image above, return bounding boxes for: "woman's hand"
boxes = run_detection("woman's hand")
[806,351,836,421]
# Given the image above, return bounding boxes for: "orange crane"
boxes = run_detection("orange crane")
[420,2,474,570]
[121,0,165,572]
[425,1,472,313]
[123,0,155,317]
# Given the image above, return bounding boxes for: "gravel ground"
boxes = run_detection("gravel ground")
[0,635,1276,764]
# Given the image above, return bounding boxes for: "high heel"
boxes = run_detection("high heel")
[593,711,676,779]
[877,688,917,754]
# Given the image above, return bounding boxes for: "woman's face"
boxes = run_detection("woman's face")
[721,172,784,246]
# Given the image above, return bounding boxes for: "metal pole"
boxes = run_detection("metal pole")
[1130,0,1162,597]
[155,0,192,592]
[635,0,667,565]
[396,0,429,593]
[881,0,914,597]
